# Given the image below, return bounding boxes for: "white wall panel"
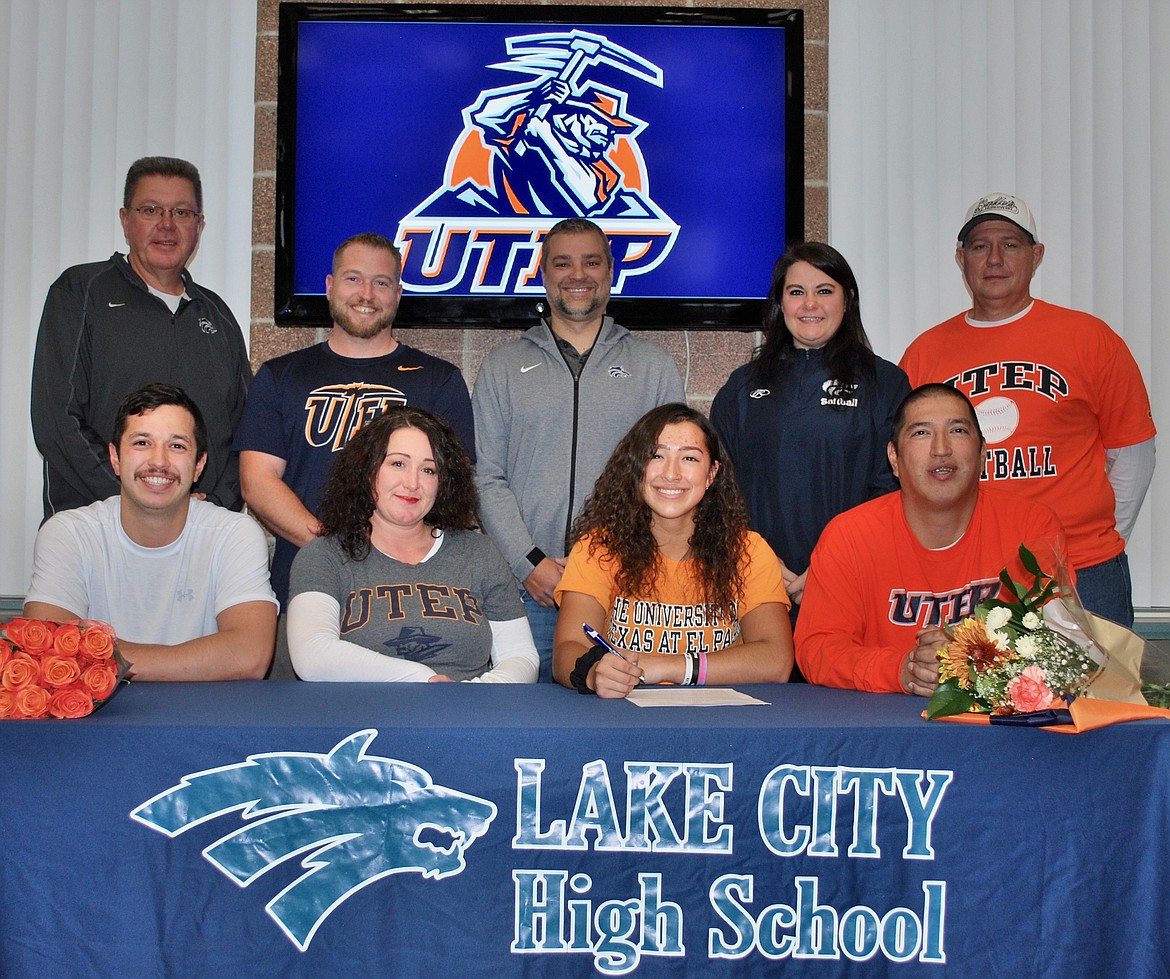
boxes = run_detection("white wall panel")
[0,0,255,596]
[830,0,1169,607]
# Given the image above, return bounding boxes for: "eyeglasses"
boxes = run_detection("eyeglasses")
[130,204,201,225]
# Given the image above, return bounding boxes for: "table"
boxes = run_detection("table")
[2,682,1167,977]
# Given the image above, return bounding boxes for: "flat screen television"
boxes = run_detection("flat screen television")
[276,3,804,329]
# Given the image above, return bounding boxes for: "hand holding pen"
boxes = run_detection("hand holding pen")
[583,624,644,698]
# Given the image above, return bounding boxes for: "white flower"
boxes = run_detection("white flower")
[985,607,1012,631]
[1015,634,1039,659]
[1022,611,1042,631]
[991,630,1011,651]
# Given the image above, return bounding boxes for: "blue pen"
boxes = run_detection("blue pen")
[583,623,626,660]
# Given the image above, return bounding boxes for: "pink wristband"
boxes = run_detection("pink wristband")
[697,652,708,686]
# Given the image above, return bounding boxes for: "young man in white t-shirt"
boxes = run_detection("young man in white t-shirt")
[25,383,277,680]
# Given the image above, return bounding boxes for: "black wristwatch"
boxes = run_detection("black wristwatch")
[527,546,547,569]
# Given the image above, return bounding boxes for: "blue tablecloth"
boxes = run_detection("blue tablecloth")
[3,681,1168,977]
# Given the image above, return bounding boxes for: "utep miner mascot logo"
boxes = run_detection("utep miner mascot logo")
[130,730,496,950]
[398,29,679,295]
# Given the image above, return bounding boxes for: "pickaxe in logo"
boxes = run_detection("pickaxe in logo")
[495,29,665,110]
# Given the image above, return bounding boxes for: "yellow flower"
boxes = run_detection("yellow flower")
[939,617,1016,687]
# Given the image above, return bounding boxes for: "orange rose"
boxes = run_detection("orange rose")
[53,623,82,657]
[0,638,12,672]
[15,684,51,718]
[2,652,41,691]
[0,689,15,718]
[42,655,82,688]
[49,685,95,719]
[78,619,116,637]
[16,619,55,654]
[81,663,118,701]
[79,626,116,660]
[3,618,29,645]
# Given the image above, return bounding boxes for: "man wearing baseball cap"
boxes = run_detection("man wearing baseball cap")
[899,193,1156,626]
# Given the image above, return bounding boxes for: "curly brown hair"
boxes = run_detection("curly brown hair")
[318,406,478,560]
[570,403,751,619]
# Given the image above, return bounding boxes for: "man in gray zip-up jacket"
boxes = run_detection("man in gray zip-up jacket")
[473,218,684,680]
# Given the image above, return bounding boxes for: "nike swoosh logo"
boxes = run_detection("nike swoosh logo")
[397,365,424,371]
[108,302,126,308]
[520,363,541,373]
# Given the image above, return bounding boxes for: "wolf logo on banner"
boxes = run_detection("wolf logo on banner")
[131,730,496,950]
[398,29,679,295]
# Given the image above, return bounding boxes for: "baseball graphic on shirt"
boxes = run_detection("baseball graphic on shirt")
[975,396,1019,444]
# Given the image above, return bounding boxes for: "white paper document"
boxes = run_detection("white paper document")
[625,687,770,708]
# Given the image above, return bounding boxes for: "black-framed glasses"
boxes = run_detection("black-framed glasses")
[130,204,201,225]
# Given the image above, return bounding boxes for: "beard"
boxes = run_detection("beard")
[329,295,397,339]
[547,290,607,322]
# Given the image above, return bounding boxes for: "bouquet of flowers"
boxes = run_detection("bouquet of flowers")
[0,618,127,719]
[925,546,1102,720]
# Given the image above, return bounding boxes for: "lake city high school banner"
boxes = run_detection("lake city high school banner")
[4,683,1167,978]
[131,729,947,970]
[110,727,1159,977]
